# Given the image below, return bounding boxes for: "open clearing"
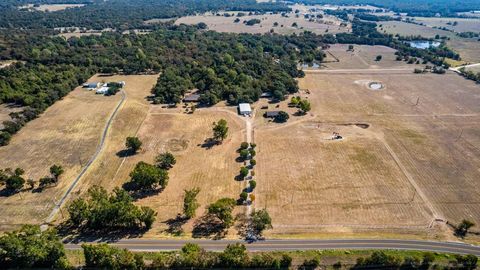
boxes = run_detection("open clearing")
[175,11,350,35]
[0,74,155,230]
[377,21,480,63]
[318,44,415,70]
[410,17,480,33]
[20,4,85,12]
[254,71,480,239]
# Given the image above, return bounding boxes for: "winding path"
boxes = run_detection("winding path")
[43,90,127,225]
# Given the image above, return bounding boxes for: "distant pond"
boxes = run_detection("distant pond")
[408,40,441,49]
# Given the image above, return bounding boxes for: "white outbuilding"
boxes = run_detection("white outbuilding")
[238,103,252,116]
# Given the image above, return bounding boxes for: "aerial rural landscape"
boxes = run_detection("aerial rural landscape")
[0,0,479,268]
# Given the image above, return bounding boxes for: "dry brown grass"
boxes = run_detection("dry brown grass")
[253,71,480,239]
[175,11,350,35]
[0,74,158,230]
[411,17,480,33]
[319,44,415,70]
[0,74,124,229]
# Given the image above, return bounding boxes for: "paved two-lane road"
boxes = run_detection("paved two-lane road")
[64,239,480,255]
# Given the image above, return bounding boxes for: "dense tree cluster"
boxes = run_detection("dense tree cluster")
[67,185,156,230]
[0,225,69,269]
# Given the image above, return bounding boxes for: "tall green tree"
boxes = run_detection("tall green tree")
[183,188,200,219]
[126,136,142,153]
[207,197,236,227]
[155,152,176,170]
[212,119,229,143]
[50,164,64,182]
[129,161,169,190]
[251,209,273,235]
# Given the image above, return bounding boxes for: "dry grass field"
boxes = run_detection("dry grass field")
[61,75,247,238]
[0,74,162,230]
[410,17,480,33]
[0,74,124,229]
[319,44,415,70]
[377,21,480,63]
[253,70,480,239]
[20,4,85,12]
[175,11,350,35]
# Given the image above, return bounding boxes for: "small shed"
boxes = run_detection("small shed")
[183,94,201,103]
[83,82,99,90]
[264,111,281,118]
[238,103,252,116]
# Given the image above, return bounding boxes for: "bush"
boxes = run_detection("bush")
[125,136,142,153]
[240,142,249,150]
[219,243,249,267]
[155,152,176,170]
[0,225,68,269]
[82,243,144,270]
[249,180,257,190]
[250,159,256,166]
[240,167,249,178]
[240,191,248,202]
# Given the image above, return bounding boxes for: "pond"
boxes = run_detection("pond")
[408,40,441,49]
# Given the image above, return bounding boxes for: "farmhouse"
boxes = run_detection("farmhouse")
[238,103,252,116]
[264,111,280,118]
[183,94,201,103]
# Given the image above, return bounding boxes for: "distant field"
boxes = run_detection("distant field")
[175,11,350,35]
[320,44,415,69]
[254,70,480,239]
[377,21,480,63]
[411,17,480,33]
[20,4,85,12]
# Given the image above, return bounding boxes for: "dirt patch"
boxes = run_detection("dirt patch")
[166,138,189,152]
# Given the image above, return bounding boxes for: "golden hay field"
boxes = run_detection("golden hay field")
[175,11,350,35]
[254,71,480,239]
[0,74,155,229]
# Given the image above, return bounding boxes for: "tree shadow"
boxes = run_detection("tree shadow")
[122,182,163,200]
[57,222,147,244]
[116,149,135,158]
[198,138,218,150]
[192,214,227,239]
[163,214,189,236]
[0,188,17,197]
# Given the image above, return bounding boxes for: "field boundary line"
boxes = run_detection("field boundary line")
[378,135,443,221]
[43,90,127,226]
